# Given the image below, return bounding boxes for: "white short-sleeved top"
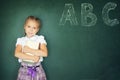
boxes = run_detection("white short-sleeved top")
[16,35,47,63]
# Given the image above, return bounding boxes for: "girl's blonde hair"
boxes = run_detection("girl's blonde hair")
[24,16,41,28]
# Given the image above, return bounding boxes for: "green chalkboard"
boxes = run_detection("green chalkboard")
[0,0,120,80]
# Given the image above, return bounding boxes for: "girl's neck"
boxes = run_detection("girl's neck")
[26,35,36,38]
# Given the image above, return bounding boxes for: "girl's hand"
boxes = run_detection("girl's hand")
[33,56,40,63]
[23,46,31,53]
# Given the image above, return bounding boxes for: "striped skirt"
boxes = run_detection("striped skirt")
[17,63,46,80]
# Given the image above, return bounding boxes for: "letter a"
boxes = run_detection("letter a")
[59,3,78,25]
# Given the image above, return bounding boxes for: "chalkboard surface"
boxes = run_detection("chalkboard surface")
[0,0,120,80]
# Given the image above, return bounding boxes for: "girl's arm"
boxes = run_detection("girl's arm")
[14,45,39,62]
[23,44,48,57]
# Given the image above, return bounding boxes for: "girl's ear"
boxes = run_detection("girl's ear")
[37,28,40,33]
[24,25,26,29]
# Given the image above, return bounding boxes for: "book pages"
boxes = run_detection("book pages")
[22,40,39,63]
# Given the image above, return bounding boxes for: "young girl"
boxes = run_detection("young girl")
[15,16,48,80]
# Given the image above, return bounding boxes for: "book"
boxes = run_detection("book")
[22,40,39,63]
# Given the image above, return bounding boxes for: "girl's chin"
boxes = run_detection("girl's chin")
[26,35,35,38]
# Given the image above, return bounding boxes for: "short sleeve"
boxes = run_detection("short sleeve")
[15,38,22,46]
[38,35,47,45]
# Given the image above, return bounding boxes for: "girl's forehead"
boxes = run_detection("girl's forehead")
[26,19,37,24]
[26,19,39,26]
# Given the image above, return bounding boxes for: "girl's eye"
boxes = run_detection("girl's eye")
[33,27,36,29]
[28,26,30,28]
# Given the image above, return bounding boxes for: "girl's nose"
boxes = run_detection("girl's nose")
[30,28,33,31]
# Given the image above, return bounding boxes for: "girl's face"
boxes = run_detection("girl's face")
[24,19,39,38]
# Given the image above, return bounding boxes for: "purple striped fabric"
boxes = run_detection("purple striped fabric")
[17,63,46,80]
